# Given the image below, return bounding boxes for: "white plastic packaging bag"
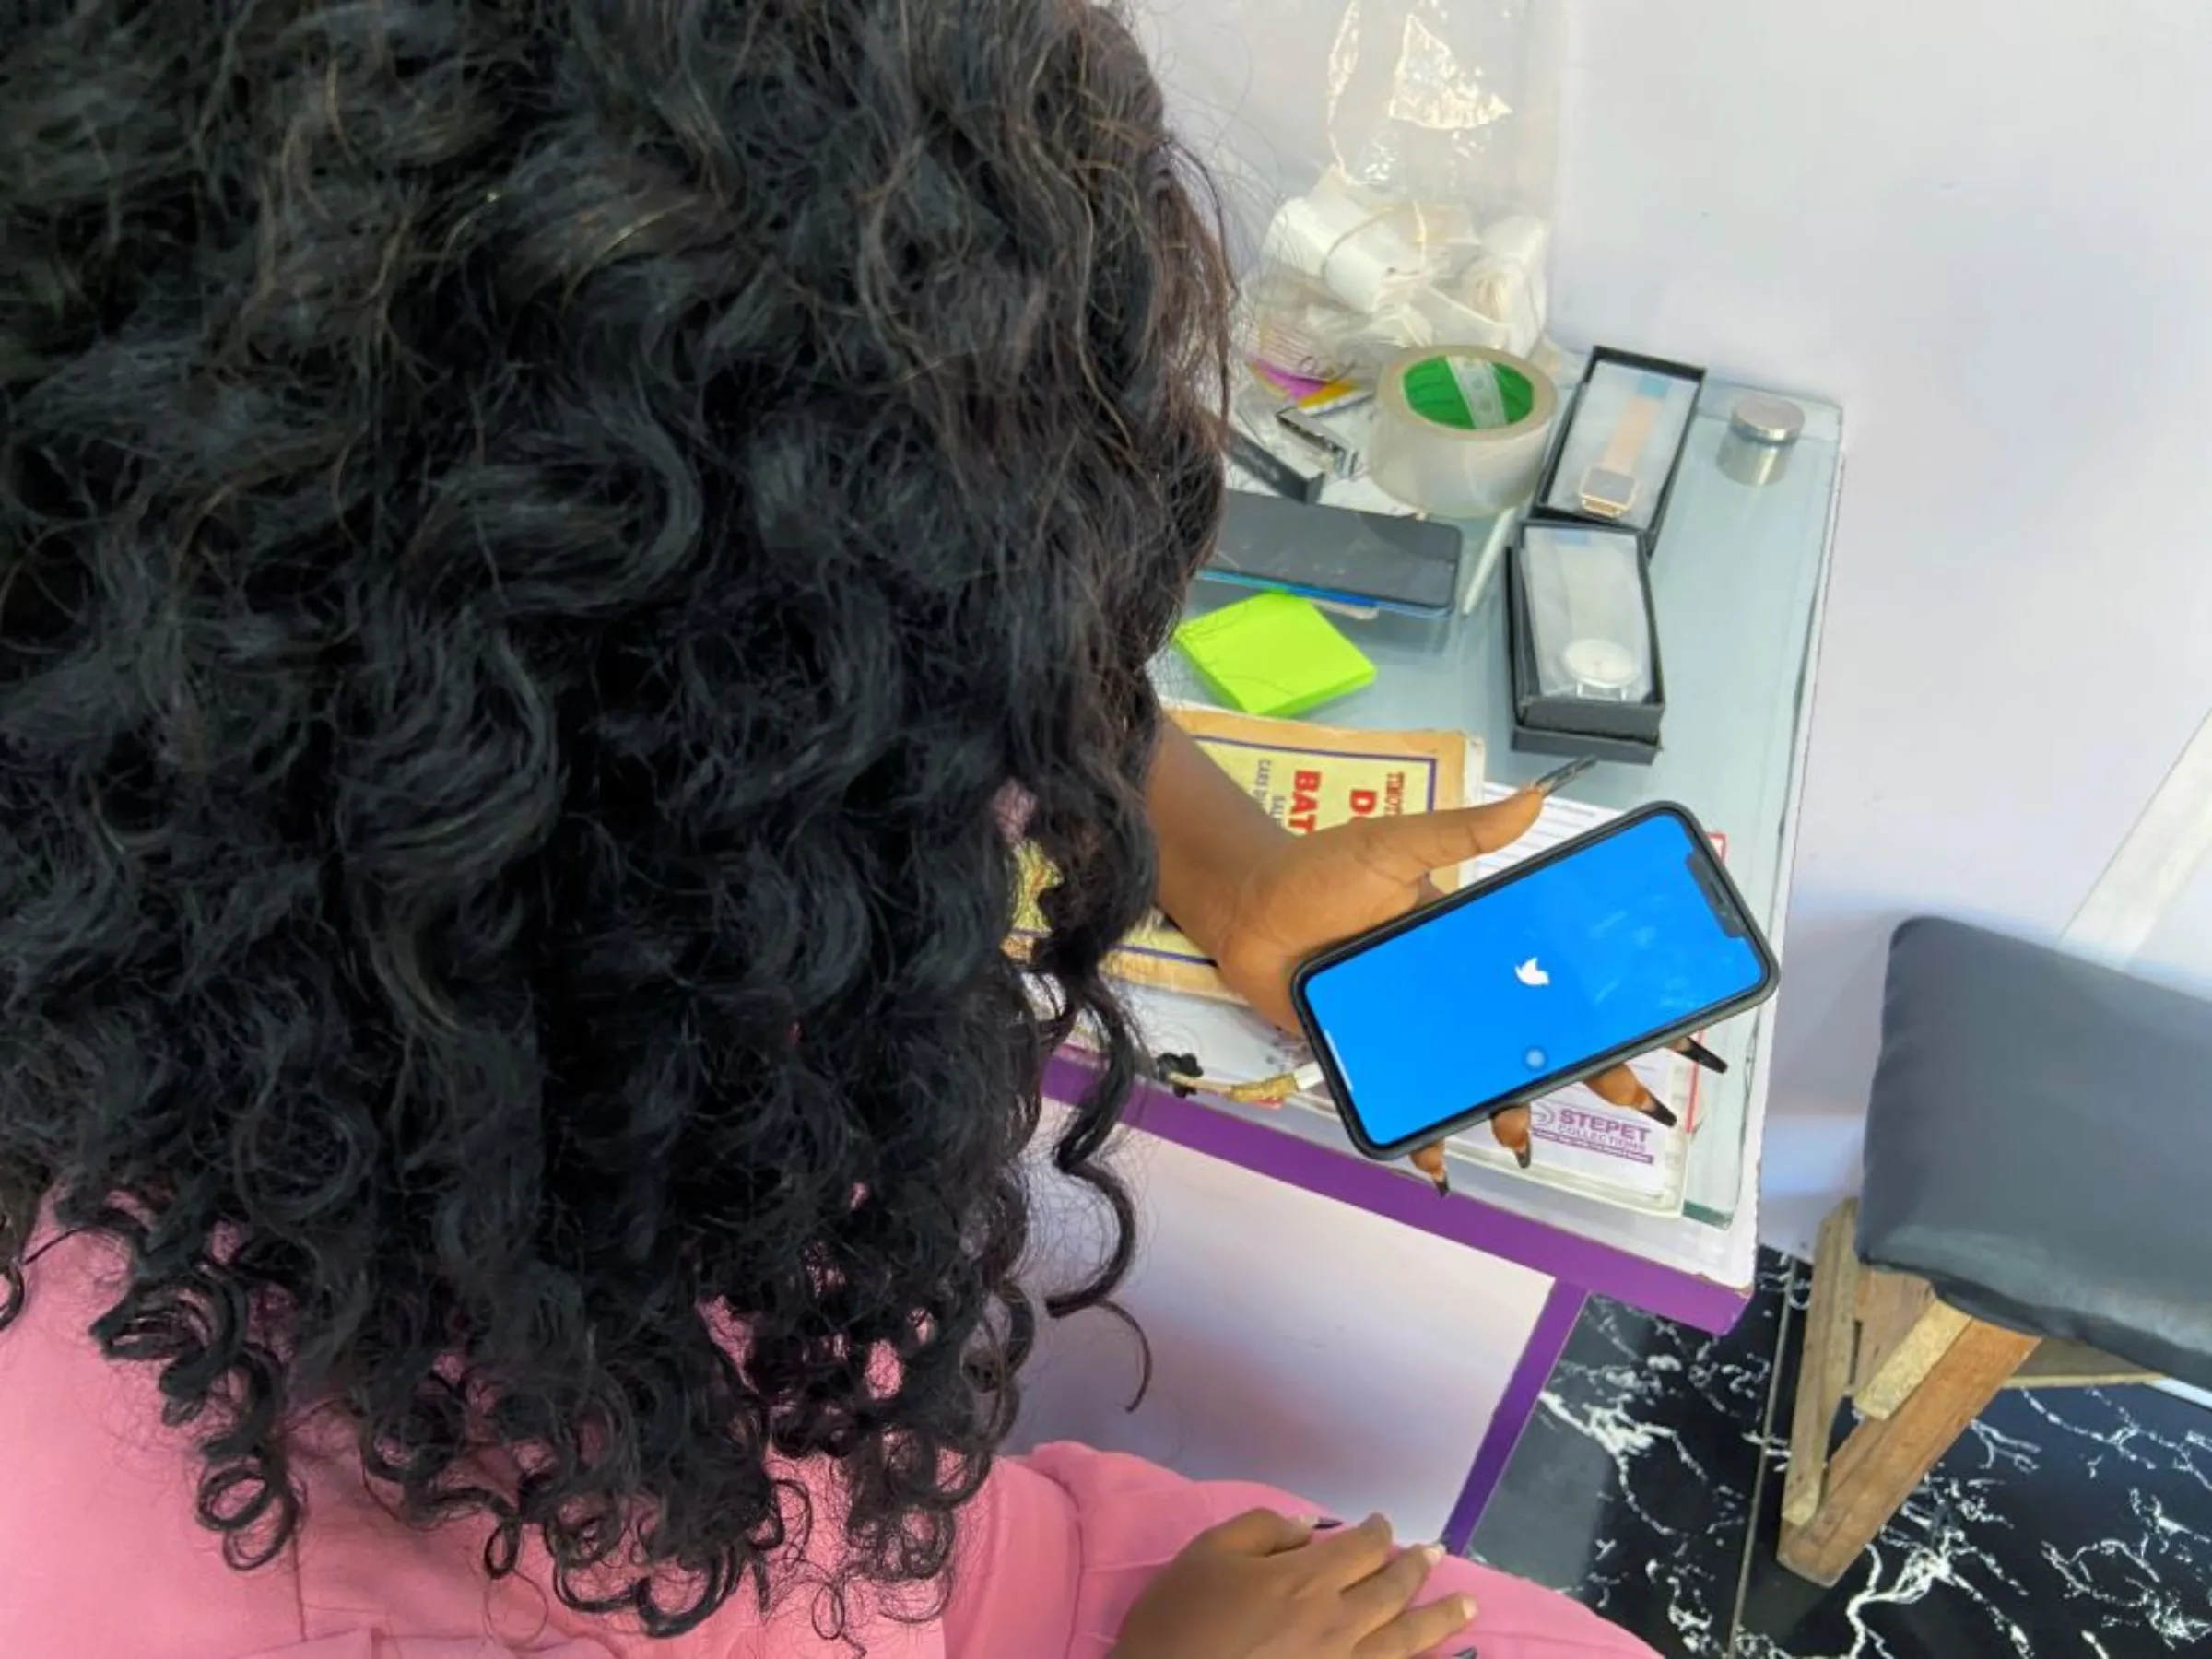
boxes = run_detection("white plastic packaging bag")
[1139,1,1559,370]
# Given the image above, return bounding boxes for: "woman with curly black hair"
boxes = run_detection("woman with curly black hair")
[0,3,1662,1655]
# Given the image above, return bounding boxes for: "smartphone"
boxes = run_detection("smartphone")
[1206,490,1464,618]
[1289,803,1778,1160]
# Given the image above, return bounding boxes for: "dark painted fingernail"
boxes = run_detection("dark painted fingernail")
[1627,1082,1679,1129]
[1513,1144,1533,1171]
[1410,1144,1452,1197]
[1678,1037,1730,1075]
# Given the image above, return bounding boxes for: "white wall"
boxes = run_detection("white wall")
[2137,841,2212,999]
[1547,1,2212,1253]
[1141,0,2212,1260]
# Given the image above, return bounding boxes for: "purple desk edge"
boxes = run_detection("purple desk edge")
[1045,1054,1752,1547]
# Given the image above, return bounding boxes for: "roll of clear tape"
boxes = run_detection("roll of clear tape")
[1369,347,1559,519]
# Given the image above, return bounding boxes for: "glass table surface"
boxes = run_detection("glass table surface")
[1146,373,1844,1288]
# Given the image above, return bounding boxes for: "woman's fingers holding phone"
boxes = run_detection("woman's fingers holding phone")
[1583,1062,1677,1129]
[1488,1104,1535,1169]
[1494,1065,1668,1173]
[1349,791,1544,885]
[1195,795,1543,1034]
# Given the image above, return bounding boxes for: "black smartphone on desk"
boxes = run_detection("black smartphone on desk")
[1289,803,1778,1159]
[1206,490,1464,618]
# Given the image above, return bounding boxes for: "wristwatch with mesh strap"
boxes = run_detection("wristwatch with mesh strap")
[1577,375,1669,520]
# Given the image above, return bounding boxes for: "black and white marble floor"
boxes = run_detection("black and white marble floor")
[1468,1250,2212,1658]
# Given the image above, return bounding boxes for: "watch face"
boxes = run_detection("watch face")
[1578,465,1639,520]
[1561,636,1641,693]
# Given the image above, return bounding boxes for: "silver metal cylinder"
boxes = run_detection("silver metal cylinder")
[1716,394,1806,488]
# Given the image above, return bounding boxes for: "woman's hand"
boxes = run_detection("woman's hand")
[1198,790,1539,1032]
[1112,1511,1477,1659]
[1147,726,1665,1155]
[1194,789,1659,1126]
[1151,723,1545,1034]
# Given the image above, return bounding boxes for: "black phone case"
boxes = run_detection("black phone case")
[1288,801,1779,1162]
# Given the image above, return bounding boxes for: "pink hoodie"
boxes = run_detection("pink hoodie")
[0,1230,1657,1659]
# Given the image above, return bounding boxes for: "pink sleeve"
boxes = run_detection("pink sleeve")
[952,1442,1661,1659]
[232,1641,618,1659]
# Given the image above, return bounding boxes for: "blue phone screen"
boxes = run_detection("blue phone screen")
[1300,810,1767,1148]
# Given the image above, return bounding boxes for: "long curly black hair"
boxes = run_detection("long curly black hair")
[0,0,1228,1636]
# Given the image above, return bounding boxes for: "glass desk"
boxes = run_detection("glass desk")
[1033,372,1843,1545]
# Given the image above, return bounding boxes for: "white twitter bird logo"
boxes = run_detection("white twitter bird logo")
[1515,958,1551,988]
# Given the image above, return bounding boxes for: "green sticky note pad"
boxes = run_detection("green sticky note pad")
[1173,591,1376,718]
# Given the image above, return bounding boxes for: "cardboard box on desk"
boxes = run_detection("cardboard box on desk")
[1534,347,1707,554]
[1507,522,1665,766]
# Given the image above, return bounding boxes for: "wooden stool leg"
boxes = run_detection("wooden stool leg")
[1781,1199,1859,1528]
[1853,1294,1974,1419]
[1779,1320,2040,1585]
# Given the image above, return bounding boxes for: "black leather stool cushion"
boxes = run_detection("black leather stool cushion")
[1857,917,2212,1392]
